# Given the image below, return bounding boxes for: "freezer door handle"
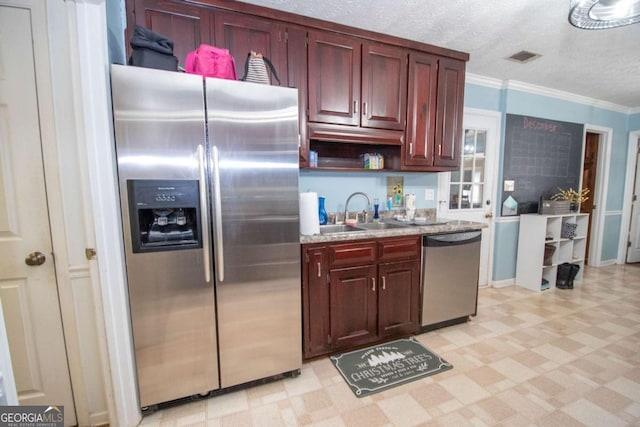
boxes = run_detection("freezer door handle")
[198,145,212,283]
[212,146,225,282]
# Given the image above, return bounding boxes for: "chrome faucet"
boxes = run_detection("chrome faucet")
[344,192,372,223]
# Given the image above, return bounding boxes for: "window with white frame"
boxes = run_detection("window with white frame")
[449,129,486,210]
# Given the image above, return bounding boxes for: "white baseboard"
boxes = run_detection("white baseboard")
[490,278,515,288]
[89,411,110,426]
[596,259,617,267]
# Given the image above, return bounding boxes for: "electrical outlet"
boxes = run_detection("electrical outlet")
[424,188,435,200]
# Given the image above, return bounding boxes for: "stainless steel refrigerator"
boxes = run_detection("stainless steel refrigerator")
[110,64,301,408]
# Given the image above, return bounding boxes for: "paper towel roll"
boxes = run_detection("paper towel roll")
[300,192,320,235]
[405,193,416,210]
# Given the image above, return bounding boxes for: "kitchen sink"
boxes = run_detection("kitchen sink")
[319,221,411,234]
[319,224,363,235]
[355,222,409,230]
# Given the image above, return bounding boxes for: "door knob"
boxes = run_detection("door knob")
[25,251,46,266]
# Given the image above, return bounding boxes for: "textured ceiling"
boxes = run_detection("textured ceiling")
[238,0,640,110]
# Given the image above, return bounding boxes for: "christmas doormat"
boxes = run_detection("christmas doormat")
[330,337,453,397]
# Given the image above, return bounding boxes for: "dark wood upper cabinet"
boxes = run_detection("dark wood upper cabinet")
[307,32,407,131]
[307,31,361,126]
[404,52,438,168]
[214,11,287,85]
[404,52,465,171]
[285,26,309,166]
[125,0,468,172]
[435,57,465,168]
[130,0,213,69]
[361,42,407,131]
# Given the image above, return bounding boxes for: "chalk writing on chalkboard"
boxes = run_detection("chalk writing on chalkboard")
[502,114,583,215]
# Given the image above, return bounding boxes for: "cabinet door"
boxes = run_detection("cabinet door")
[361,43,407,131]
[302,246,331,358]
[330,265,378,350]
[378,260,420,338]
[434,57,465,168]
[308,31,361,126]
[214,11,287,85]
[286,26,309,166]
[131,0,212,69]
[404,51,438,168]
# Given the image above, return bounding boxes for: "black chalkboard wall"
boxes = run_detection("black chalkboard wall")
[502,114,584,215]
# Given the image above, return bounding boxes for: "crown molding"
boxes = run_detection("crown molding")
[465,73,503,89]
[466,73,636,115]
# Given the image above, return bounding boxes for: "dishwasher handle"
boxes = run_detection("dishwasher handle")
[423,230,482,247]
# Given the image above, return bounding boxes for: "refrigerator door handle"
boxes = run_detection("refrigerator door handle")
[198,145,212,283]
[212,146,225,282]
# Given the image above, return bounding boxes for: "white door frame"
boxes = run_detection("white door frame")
[72,1,141,426]
[438,107,501,287]
[620,130,640,263]
[582,124,612,267]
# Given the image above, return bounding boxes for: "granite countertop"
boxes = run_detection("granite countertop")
[300,218,487,244]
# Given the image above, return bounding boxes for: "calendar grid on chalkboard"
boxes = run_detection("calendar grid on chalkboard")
[501,114,584,216]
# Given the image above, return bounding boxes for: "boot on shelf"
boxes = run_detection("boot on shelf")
[556,263,573,289]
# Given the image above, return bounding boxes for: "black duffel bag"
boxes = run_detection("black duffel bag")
[128,25,178,71]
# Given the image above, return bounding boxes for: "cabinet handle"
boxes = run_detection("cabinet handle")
[317,262,321,278]
[438,144,442,156]
[353,100,358,115]
[409,142,414,155]
[371,277,376,291]
[382,276,386,290]
[363,102,367,116]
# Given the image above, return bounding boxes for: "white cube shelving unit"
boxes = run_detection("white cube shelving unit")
[516,213,589,291]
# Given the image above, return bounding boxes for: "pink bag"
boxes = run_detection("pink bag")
[185,44,237,80]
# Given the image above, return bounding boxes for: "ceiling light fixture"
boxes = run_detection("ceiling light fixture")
[569,0,640,29]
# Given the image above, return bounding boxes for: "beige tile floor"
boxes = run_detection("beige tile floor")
[140,264,640,426]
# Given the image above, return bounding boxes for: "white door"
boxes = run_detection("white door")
[627,143,640,263]
[0,5,76,424]
[437,109,500,287]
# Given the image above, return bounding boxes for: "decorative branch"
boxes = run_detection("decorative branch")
[550,187,589,204]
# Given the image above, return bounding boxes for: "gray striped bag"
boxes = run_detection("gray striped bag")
[241,51,280,85]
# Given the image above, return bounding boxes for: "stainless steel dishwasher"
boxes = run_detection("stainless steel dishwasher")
[421,230,482,330]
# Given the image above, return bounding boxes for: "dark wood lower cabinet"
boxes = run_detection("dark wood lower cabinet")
[302,246,330,358]
[329,265,378,350]
[378,259,420,338]
[302,236,420,359]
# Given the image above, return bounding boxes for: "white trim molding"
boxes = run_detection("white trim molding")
[466,73,635,115]
[582,124,612,267]
[72,1,141,426]
[490,278,515,288]
[494,216,521,224]
[620,131,640,263]
[466,73,503,89]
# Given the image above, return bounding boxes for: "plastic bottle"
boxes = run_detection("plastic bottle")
[318,196,328,225]
[373,198,380,221]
